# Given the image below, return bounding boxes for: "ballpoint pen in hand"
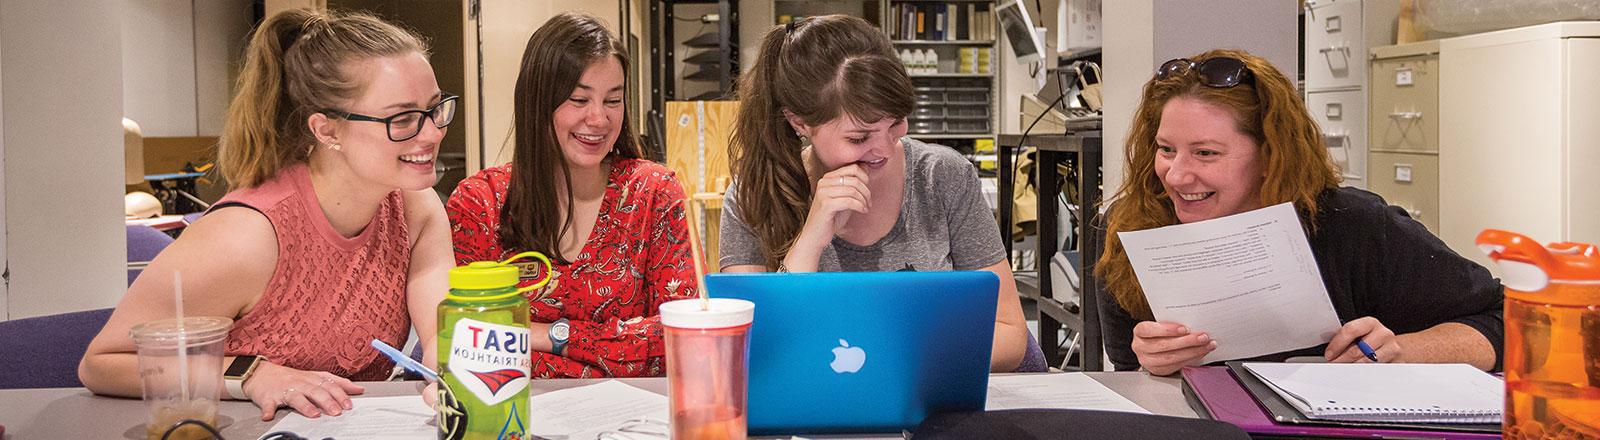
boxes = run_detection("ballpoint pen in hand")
[1355,339,1380,363]
[371,339,441,382]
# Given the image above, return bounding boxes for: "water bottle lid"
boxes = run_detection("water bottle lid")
[1477,229,1600,291]
[448,252,554,293]
[448,261,521,290]
[660,298,755,329]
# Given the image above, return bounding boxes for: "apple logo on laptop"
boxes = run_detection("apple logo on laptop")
[830,339,866,373]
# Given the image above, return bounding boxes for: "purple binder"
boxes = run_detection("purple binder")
[1180,366,1503,439]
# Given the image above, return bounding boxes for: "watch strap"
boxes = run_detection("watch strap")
[549,318,570,355]
[224,355,262,400]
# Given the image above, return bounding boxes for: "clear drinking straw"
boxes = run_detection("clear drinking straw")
[686,200,711,311]
[173,271,189,402]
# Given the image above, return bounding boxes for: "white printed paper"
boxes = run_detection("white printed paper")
[529,380,670,440]
[1117,202,1342,364]
[986,373,1150,414]
[262,396,434,440]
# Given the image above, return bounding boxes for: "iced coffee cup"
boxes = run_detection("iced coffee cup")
[661,298,755,440]
[130,316,231,440]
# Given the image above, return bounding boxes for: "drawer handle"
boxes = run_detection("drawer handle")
[1324,133,1349,147]
[1388,111,1423,120]
[1318,45,1349,54]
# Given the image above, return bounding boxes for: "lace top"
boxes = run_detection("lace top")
[213,163,412,381]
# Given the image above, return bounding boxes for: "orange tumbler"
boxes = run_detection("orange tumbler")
[661,298,755,440]
[1478,229,1600,439]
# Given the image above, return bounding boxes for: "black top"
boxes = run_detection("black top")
[1097,187,1505,372]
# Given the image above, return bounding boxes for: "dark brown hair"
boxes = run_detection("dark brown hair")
[218,8,427,189]
[728,15,915,268]
[1097,49,1341,320]
[499,12,640,264]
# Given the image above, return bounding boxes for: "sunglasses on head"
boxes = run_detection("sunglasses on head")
[1155,57,1254,88]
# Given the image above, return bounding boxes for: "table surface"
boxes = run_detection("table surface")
[0,372,1192,439]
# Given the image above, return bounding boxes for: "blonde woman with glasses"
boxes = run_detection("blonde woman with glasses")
[81,8,456,421]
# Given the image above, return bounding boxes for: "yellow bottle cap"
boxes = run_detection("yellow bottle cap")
[448,261,521,290]
[446,252,554,301]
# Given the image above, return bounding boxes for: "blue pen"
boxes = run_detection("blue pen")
[1356,339,1380,362]
[371,339,440,382]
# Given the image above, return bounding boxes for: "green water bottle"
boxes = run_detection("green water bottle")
[436,251,552,440]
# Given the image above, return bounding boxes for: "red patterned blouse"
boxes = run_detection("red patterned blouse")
[447,158,699,378]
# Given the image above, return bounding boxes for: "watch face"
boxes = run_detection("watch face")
[552,324,570,340]
[225,356,257,377]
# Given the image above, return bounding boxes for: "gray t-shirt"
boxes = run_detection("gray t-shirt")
[719,137,1007,272]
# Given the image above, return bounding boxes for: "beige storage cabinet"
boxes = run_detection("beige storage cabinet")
[1367,41,1440,233]
[1438,22,1600,270]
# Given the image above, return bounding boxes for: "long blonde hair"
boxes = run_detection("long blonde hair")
[729,15,914,268]
[1097,49,1340,320]
[218,8,427,189]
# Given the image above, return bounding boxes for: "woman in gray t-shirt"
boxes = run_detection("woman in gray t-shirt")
[717,15,1027,373]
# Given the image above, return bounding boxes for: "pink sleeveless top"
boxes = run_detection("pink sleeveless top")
[215,163,411,380]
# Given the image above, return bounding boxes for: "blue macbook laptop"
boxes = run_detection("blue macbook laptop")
[706,271,998,435]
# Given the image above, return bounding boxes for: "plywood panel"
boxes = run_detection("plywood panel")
[665,100,739,272]
[142,136,226,202]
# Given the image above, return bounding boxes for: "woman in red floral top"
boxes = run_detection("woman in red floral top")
[447,12,697,378]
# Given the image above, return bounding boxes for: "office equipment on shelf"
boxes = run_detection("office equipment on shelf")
[996,1,1044,64]
[1181,366,1503,438]
[706,271,997,434]
[1241,362,1502,424]
[145,171,211,215]
[650,0,739,114]
[996,133,1103,370]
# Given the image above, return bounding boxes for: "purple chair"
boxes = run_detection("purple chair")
[0,308,114,389]
[127,224,174,285]
[1015,331,1049,373]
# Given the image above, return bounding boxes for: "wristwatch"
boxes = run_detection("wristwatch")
[224,355,265,400]
[549,318,571,356]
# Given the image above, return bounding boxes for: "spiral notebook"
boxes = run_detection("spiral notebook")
[1240,362,1502,424]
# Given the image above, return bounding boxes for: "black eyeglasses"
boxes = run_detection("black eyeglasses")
[1155,57,1254,88]
[323,94,459,142]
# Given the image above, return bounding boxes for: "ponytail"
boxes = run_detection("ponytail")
[729,22,812,269]
[218,9,426,189]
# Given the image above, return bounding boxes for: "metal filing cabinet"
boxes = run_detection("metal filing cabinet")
[1303,0,1399,189]
[1367,41,1440,233]
[1307,89,1367,185]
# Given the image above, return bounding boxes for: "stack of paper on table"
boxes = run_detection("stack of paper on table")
[264,380,667,440]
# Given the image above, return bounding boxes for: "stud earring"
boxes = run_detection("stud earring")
[328,143,342,151]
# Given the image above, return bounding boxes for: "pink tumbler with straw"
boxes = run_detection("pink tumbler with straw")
[661,298,754,440]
